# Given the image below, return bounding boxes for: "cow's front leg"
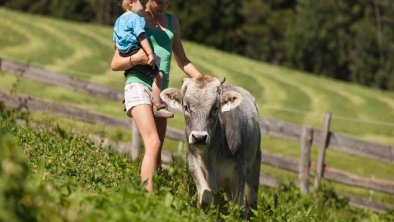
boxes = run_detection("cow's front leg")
[245,148,261,209]
[187,154,213,207]
[226,164,246,206]
[232,176,245,206]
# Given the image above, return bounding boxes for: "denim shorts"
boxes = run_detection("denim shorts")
[124,83,153,117]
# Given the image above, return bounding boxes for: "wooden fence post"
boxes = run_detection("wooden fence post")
[314,112,332,189]
[299,125,313,194]
[130,119,141,160]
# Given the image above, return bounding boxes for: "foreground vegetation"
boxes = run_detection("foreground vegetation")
[1,105,393,221]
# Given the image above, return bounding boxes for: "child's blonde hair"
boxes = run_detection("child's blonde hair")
[122,0,130,11]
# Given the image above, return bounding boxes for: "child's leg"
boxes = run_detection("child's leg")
[152,72,164,107]
[152,72,174,118]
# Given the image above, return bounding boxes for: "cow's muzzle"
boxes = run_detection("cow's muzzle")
[189,131,209,145]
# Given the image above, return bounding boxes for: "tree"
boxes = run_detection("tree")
[348,0,394,89]
[286,0,394,89]
[239,0,297,64]
[286,0,350,80]
[48,0,94,22]
[169,0,243,53]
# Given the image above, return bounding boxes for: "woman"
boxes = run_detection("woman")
[111,0,203,191]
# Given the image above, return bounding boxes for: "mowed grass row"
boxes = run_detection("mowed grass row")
[0,7,393,205]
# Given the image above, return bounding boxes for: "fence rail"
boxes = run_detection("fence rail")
[0,58,123,101]
[260,116,394,163]
[1,58,393,212]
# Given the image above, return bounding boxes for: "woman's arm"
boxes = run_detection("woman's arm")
[172,16,203,79]
[111,48,150,71]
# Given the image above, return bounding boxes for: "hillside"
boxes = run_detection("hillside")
[0,7,392,142]
[0,7,393,208]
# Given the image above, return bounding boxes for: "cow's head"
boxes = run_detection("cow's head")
[161,76,242,150]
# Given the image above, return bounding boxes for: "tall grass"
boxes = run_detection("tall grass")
[1,105,393,221]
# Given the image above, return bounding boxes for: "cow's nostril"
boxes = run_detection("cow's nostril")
[192,134,208,144]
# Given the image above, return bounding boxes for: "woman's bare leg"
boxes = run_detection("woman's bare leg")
[131,104,161,191]
[154,117,167,164]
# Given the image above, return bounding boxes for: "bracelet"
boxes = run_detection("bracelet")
[129,56,133,66]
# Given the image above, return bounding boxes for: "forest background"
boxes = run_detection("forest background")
[1,0,393,91]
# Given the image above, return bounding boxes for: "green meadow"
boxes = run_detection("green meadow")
[0,7,393,207]
[3,108,393,221]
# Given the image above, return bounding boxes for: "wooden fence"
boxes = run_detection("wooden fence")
[1,58,393,212]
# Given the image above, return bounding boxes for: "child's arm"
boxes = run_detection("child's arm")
[138,34,155,66]
[111,48,149,71]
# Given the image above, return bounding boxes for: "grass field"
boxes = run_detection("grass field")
[0,7,393,207]
[1,108,393,221]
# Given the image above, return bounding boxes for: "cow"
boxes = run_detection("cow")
[160,76,261,210]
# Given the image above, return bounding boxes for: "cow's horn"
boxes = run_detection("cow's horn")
[220,77,226,85]
[217,77,226,95]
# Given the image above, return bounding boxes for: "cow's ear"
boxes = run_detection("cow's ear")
[160,88,183,112]
[220,91,242,112]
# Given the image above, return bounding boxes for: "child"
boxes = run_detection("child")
[113,0,173,118]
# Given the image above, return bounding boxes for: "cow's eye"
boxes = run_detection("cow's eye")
[184,104,189,112]
[211,106,219,115]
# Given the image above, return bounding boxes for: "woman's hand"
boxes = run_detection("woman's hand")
[111,48,150,71]
[147,53,156,67]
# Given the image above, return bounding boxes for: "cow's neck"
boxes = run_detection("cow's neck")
[205,118,232,162]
